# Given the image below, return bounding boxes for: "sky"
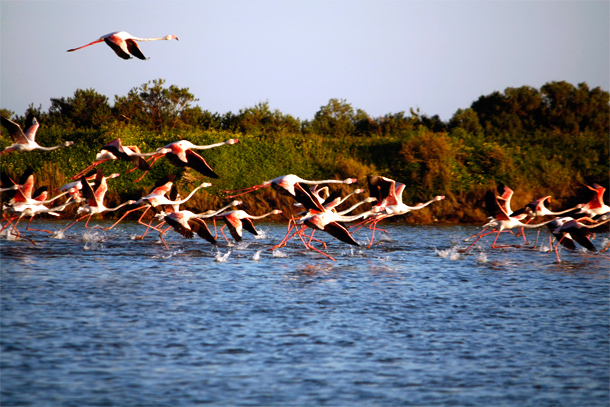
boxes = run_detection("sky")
[1,0,608,121]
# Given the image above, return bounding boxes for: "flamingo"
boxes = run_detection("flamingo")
[147,139,240,178]
[72,138,155,181]
[67,31,178,60]
[2,199,74,244]
[60,169,136,231]
[214,208,283,244]
[296,202,377,260]
[359,175,444,247]
[460,197,557,253]
[1,116,74,154]
[272,184,376,258]
[550,216,610,261]
[103,178,212,234]
[510,195,585,247]
[159,200,242,249]
[59,171,121,203]
[223,174,358,200]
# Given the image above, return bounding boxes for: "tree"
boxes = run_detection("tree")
[113,78,199,131]
[307,98,355,138]
[48,88,111,129]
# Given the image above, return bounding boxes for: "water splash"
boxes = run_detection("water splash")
[272,249,288,258]
[476,251,488,263]
[254,230,267,239]
[1,228,19,241]
[252,250,262,261]
[52,230,66,239]
[435,246,462,260]
[215,249,231,262]
[82,230,104,243]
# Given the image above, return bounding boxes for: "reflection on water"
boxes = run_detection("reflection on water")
[1,220,609,406]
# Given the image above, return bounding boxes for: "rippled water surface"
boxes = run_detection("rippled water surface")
[2,220,609,406]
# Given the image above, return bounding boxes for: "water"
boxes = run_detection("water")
[1,220,608,406]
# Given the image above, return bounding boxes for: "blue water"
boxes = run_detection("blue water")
[1,220,609,406]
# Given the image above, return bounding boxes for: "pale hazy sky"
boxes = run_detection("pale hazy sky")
[1,0,608,121]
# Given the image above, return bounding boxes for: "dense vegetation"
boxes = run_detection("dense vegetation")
[1,79,608,223]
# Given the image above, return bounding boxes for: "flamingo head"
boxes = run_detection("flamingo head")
[435,195,445,201]
[271,210,283,215]
[226,139,240,145]
[165,35,179,41]
[344,178,358,184]
[63,141,75,147]
[199,182,213,188]
[107,173,121,179]
[364,197,378,203]
[353,188,364,194]
[231,200,242,206]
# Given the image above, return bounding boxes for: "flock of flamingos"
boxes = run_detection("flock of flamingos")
[1,31,609,261]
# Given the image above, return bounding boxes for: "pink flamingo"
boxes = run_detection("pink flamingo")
[146,139,240,178]
[460,197,557,253]
[224,174,357,199]
[1,116,73,154]
[67,31,178,60]
[103,179,212,235]
[357,175,444,247]
[60,169,135,232]
[214,208,283,244]
[159,200,242,249]
[550,216,610,261]
[72,138,155,181]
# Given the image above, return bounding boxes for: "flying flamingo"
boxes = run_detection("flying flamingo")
[274,186,373,251]
[224,174,358,201]
[550,216,610,261]
[59,171,121,203]
[272,184,376,258]
[2,198,74,244]
[60,169,136,232]
[158,200,242,249]
[357,175,444,247]
[103,179,212,235]
[460,197,557,253]
[72,138,155,181]
[146,139,240,178]
[510,195,585,247]
[213,208,283,244]
[1,116,74,154]
[67,31,178,60]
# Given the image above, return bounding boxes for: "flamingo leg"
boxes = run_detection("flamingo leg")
[491,230,521,249]
[307,230,327,250]
[71,161,104,180]
[159,226,172,250]
[459,230,496,253]
[83,215,95,229]
[218,225,230,245]
[271,224,306,250]
[303,241,336,261]
[133,169,150,183]
[25,216,54,234]
[222,184,265,199]
[61,214,90,232]
[0,216,17,233]
[103,206,145,231]
[273,218,297,249]
[10,216,36,245]
[553,237,565,262]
